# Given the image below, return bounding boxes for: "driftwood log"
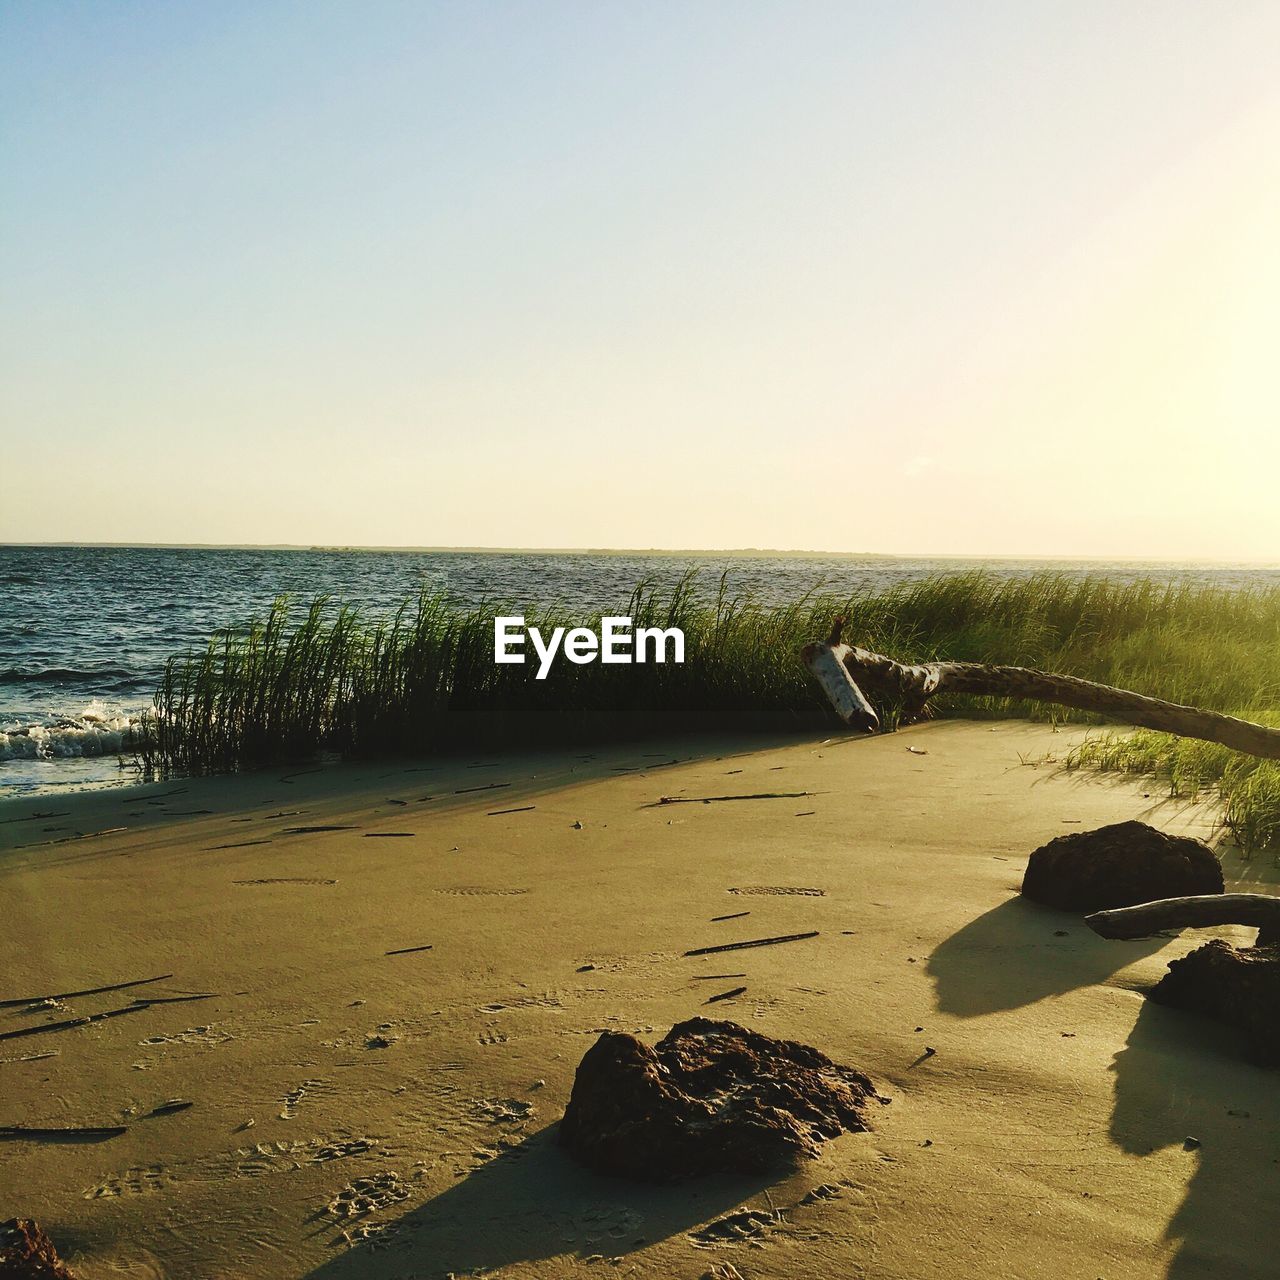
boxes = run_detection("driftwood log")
[1086,893,1280,946]
[801,618,1280,760]
[803,619,1280,942]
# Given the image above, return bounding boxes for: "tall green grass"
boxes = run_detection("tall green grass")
[140,571,1280,848]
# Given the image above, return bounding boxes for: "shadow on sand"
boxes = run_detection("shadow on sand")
[1110,999,1276,1279]
[927,895,1167,1016]
[304,1123,779,1278]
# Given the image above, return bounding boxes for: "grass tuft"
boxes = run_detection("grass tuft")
[139,571,1280,849]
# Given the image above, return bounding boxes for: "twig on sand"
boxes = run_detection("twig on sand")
[711,911,751,922]
[487,806,535,816]
[656,792,812,806]
[0,994,215,1042]
[122,788,187,803]
[279,768,324,783]
[455,782,511,795]
[147,1100,194,1116]
[685,931,820,957]
[281,825,358,834]
[363,832,416,838]
[0,974,174,1009]
[15,827,127,850]
[0,1124,128,1141]
[689,973,748,981]
[706,986,748,1004]
[384,944,433,956]
[133,994,217,1005]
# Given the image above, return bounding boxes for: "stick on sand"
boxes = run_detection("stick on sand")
[0,995,214,1042]
[0,1124,128,1141]
[706,986,748,1003]
[685,931,819,957]
[658,792,812,806]
[0,974,175,1009]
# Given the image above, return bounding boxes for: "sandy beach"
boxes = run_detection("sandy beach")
[1,721,1275,1280]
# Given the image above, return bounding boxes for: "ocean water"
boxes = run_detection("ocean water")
[1,545,1276,797]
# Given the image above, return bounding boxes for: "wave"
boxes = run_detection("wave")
[0,708,145,761]
[0,666,139,684]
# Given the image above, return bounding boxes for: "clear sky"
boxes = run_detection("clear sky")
[2,1,1278,559]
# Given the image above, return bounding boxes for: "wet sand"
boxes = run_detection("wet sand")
[1,721,1275,1280]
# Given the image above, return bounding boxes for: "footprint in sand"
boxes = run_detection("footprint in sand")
[798,1182,846,1204]
[326,1169,410,1219]
[139,1025,232,1047]
[86,1165,170,1199]
[312,1137,378,1162]
[727,885,825,896]
[233,876,337,885]
[469,1097,536,1126]
[477,993,565,1013]
[85,1134,381,1198]
[233,1136,377,1177]
[383,1078,538,1175]
[689,1208,782,1246]
[337,1219,404,1248]
[435,886,529,897]
[574,1205,645,1245]
[279,1078,334,1120]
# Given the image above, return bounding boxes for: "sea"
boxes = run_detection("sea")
[2,544,1276,798]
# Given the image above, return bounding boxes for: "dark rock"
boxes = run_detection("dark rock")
[1151,939,1280,1065]
[0,1220,75,1280]
[1021,820,1222,912]
[558,1017,881,1181]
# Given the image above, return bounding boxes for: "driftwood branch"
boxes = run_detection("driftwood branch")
[1086,893,1280,944]
[802,619,1280,760]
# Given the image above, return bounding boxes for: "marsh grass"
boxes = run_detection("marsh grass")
[140,571,1280,848]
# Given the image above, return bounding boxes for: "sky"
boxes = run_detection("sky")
[2,1,1278,559]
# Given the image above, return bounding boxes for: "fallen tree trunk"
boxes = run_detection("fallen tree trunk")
[801,635,879,733]
[1086,893,1280,945]
[801,618,1280,761]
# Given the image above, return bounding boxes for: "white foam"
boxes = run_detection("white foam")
[0,702,144,761]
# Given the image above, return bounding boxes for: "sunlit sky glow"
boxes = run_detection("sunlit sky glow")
[2,1,1278,559]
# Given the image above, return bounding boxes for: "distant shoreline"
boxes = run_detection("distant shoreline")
[2,542,1276,567]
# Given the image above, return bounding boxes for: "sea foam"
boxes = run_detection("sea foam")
[0,703,143,760]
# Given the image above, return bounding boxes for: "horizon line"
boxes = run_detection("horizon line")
[0,541,1276,568]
